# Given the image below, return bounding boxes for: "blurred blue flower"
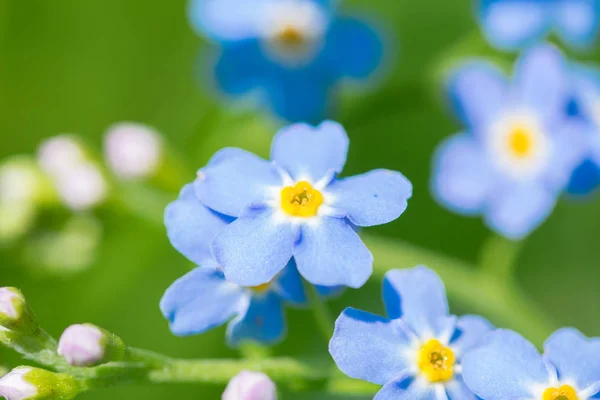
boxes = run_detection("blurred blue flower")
[477,0,600,51]
[193,121,412,288]
[189,0,384,122]
[565,64,600,195]
[432,45,585,240]
[462,328,600,399]
[162,184,341,344]
[329,266,493,400]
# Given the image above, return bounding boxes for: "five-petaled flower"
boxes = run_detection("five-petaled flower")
[189,121,411,288]
[432,44,585,240]
[161,184,342,345]
[462,328,600,400]
[329,266,493,400]
[188,0,384,122]
[477,0,600,51]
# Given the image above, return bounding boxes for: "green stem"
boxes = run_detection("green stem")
[362,233,557,346]
[303,280,335,343]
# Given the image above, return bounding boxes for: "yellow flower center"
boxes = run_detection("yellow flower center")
[417,339,455,382]
[280,181,323,218]
[276,26,306,47]
[543,385,578,400]
[508,126,534,158]
[250,282,271,293]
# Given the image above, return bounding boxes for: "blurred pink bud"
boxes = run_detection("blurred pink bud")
[0,288,20,321]
[0,367,37,400]
[222,371,277,400]
[104,122,163,180]
[37,136,85,176]
[53,163,108,211]
[57,324,105,367]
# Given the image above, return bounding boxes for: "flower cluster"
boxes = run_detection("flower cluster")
[162,120,412,345]
[188,0,385,122]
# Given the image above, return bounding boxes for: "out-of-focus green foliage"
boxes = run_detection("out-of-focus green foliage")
[2,0,600,398]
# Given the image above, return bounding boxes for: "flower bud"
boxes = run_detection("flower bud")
[57,324,126,367]
[52,162,108,211]
[0,367,80,400]
[104,122,163,180]
[0,288,37,334]
[37,136,85,177]
[222,371,277,400]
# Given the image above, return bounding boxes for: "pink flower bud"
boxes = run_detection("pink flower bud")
[0,367,37,400]
[57,324,105,367]
[222,371,277,400]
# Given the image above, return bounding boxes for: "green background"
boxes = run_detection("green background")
[1,0,600,398]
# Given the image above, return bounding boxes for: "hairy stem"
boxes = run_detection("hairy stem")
[304,280,335,343]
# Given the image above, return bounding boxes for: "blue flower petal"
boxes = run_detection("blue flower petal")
[462,329,549,399]
[445,380,478,400]
[568,159,600,196]
[315,284,345,298]
[447,62,507,131]
[195,148,282,217]
[271,120,349,182]
[268,71,330,123]
[188,0,266,41]
[213,208,295,286]
[327,169,412,227]
[544,120,588,190]
[215,40,269,96]
[450,315,493,357]
[374,379,436,400]
[554,0,600,48]
[325,16,383,79]
[294,217,373,288]
[514,45,567,123]
[477,0,550,50]
[272,260,307,306]
[484,183,557,240]
[329,308,413,385]
[431,134,497,215]
[227,292,286,346]
[544,327,600,392]
[164,184,230,267]
[160,267,248,336]
[382,266,450,338]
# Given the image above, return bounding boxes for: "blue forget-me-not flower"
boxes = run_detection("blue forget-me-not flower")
[432,45,585,240]
[477,0,600,50]
[462,328,600,400]
[189,0,384,122]
[565,64,600,195]
[329,266,493,400]
[161,184,341,345]
[192,121,412,289]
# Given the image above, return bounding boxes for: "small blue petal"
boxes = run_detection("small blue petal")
[450,315,493,357]
[270,120,349,182]
[315,284,345,298]
[188,0,266,41]
[484,183,557,240]
[431,134,497,215]
[215,40,269,96]
[160,267,248,336]
[544,327,600,392]
[477,0,551,50]
[164,184,230,267]
[445,379,478,400]
[447,62,507,131]
[568,159,600,196]
[374,378,435,400]
[382,266,451,338]
[213,208,295,286]
[554,0,600,48]
[324,16,383,79]
[227,292,286,346]
[329,308,413,385]
[272,260,307,306]
[195,148,282,217]
[294,217,373,288]
[327,169,412,227]
[462,329,549,399]
[544,120,588,191]
[267,72,330,123]
[514,45,567,123]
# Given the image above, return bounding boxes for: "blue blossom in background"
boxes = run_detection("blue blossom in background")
[193,121,412,288]
[329,266,493,400]
[432,45,585,240]
[566,64,600,195]
[161,184,341,344]
[477,0,600,51]
[189,0,384,122]
[462,328,600,400]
